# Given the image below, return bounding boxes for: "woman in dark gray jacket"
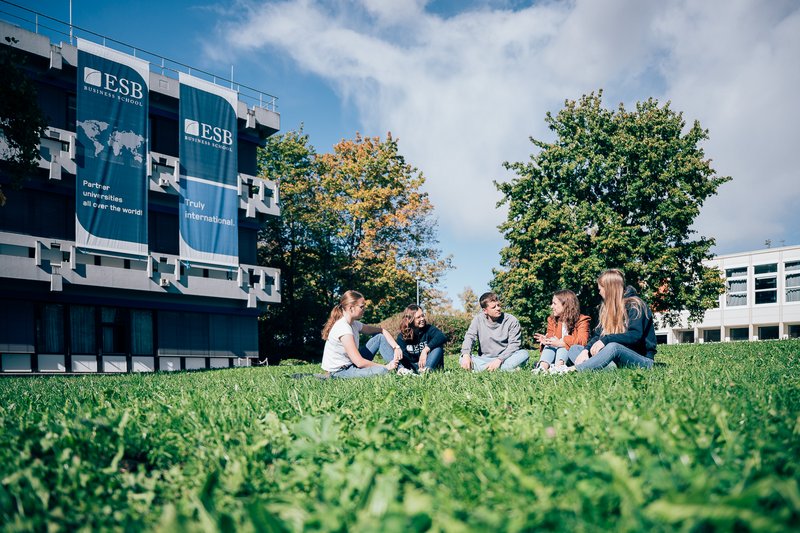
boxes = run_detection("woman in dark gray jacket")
[571,269,657,371]
[396,305,448,373]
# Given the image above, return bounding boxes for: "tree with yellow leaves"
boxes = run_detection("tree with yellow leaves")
[258,129,450,360]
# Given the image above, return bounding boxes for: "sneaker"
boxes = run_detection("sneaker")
[532,362,548,374]
[397,366,416,376]
[549,364,570,375]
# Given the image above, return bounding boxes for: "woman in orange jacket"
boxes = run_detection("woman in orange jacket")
[532,289,590,373]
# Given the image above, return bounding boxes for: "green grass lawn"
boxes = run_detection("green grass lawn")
[1,341,799,532]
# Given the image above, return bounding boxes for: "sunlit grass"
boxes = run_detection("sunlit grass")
[1,340,798,531]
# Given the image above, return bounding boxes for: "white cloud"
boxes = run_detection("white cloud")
[215,0,800,290]
[652,1,800,251]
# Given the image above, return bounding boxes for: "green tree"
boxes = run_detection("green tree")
[493,91,729,333]
[256,128,327,360]
[0,36,47,206]
[258,130,451,360]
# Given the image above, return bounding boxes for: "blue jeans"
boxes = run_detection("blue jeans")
[332,365,389,379]
[463,349,529,372]
[400,346,445,372]
[538,345,584,366]
[539,347,569,366]
[575,342,654,372]
[360,333,395,363]
[331,334,394,379]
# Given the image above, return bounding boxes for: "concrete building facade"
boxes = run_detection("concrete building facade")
[656,244,800,344]
[0,10,281,373]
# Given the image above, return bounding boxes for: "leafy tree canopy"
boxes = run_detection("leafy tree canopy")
[0,36,47,206]
[493,91,729,333]
[258,129,451,360]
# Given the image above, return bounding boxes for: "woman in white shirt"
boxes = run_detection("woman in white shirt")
[321,290,401,378]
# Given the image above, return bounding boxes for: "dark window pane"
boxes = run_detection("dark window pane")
[755,277,777,290]
[755,290,777,304]
[70,305,96,354]
[131,310,154,355]
[754,263,777,275]
[100,307,128,354]
[758,326,779,340]
[730,327,749,341]
[148,210,179,255]
[38,304,65,353]
[726,267,747,277]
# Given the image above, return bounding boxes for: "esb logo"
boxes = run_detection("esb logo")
[84,67,144,99]
[184,119,233,146]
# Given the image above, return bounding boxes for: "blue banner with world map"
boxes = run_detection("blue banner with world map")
[178,73,239,267]
[75,39,149,256]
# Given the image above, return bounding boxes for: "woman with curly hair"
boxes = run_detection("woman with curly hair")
[395,304,448,373]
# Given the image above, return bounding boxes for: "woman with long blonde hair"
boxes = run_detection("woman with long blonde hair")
[321,290,401,378]
[571,269,657,371]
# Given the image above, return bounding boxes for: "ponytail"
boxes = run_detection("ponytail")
[321,290,364,340]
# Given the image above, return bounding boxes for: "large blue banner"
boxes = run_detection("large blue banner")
[75,39,149,256]
[178,73,239,266]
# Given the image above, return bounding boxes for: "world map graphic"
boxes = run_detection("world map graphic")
[77,119,144,163]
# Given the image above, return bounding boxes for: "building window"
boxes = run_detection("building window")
[70,305,96,354]
[789,325,800,339]
[101,307,129,354]
[758,326,779,340]
[725,267,747,306]
[703,329,721,343]
[754,264,777,305]
[729,327,749,341]
[131,310,154,355]
[66,93,76,131]
[786,261,800,303]
[36,304,65,353]
[677,331,695,344]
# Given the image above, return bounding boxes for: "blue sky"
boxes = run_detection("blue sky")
[14,0,800,309]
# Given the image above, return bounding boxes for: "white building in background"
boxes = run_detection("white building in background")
[657,244,800,344]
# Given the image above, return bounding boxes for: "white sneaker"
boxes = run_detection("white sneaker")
[549,364,570,375]
[397,366,416,376]
[532,362,548,374]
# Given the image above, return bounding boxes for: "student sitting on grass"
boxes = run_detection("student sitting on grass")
[460,292,529,372]
[569,269,657,372]
[396,304,448,373]
[532,289,590,373]
[321,290,401,379]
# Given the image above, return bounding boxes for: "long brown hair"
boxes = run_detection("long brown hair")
[400,304,423,342]
[597,269,644,335]
[321,290,364,340]
[551,289,581,333]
